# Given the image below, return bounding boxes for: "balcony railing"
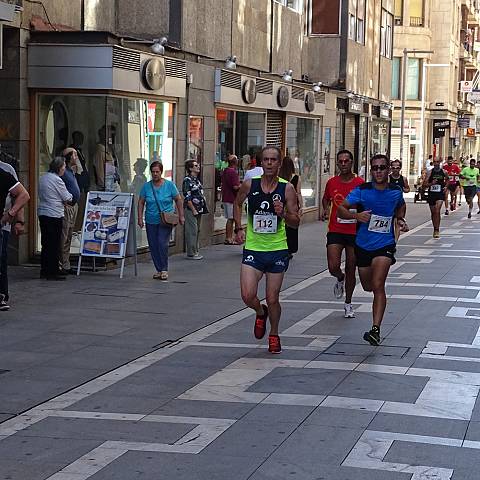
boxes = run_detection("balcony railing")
[410,16,424,27]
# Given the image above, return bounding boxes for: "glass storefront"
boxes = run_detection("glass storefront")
[37,94,176,252]
[214,109,265,231]
[286,116,320,208]
[371,121,390,157]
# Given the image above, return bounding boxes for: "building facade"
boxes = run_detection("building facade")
[391,0,480,182]
[0,0,393,264]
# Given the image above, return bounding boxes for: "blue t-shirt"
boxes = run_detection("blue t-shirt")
[139,180,179,224]
[346,182,405,251]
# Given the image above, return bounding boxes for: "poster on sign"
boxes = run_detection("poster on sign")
[77,191,137,278]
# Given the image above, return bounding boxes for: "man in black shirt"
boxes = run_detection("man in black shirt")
[423,157,448,238]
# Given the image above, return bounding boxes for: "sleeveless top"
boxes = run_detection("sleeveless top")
[245,176,288,252]
[389,174,404,190]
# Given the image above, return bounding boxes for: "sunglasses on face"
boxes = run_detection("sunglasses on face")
[391,166,401,170]
[371,164,388,171]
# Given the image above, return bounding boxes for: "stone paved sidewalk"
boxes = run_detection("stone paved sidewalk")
[4,202,479,479]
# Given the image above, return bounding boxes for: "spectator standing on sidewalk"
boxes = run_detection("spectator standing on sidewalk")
[183,160,208,260]
[59,148,81,274]
[221,154,240,245]
[138,161,185,281]
[38,158,73,281]
[0,160,28,310]
[243,152,264,181]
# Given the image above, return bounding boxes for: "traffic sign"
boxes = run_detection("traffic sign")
[461,81,473,93]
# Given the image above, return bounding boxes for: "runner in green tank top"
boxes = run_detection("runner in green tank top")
[234,146,300,354]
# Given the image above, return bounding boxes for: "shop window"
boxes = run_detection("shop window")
[214,109,265,231]
[37,94,176,252]
[286,117,319,208]
[309,0,340,35]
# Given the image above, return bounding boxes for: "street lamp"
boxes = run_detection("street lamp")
[418,62,449,177]
[399,49,434,163]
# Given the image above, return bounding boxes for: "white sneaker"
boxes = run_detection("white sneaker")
[334,278,345,299]
[344,303,355,318]
[187,254,203,260]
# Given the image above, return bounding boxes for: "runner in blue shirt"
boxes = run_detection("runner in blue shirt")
[337,154,408,346]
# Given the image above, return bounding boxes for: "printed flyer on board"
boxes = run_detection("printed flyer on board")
[81,192,133,258]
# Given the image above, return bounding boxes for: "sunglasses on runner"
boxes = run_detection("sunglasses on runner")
[371,164,388,171]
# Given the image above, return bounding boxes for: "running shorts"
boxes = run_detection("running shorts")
[242,249,290,273]
[447,183,459,192]
[326,232,356,248]
[428,193,445,206]
[355,244,396,268]
[464,186,477,200]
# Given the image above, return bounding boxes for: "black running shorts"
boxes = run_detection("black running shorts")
[355,244,396,268]
[326,232,356,248]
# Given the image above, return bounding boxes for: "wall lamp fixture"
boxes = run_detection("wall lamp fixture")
[120,36,168,55]
[312,82,323,93]
[282,69,293,82]
[225,56,237,70]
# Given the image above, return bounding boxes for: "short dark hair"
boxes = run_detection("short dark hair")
[371,154,390,166]
[49,157,65,174]
[447,156,454,161]
[279,156,295,181]
[150,161,164,173]
[336,149,354,162]
[261,146,282,161]
[390,159,402,168]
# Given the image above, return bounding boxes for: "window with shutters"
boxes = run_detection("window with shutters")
[380,9,393,58]
[308,0,341,35]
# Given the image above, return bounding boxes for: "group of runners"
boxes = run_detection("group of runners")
[423,156,480,237]
[233,146,408,352]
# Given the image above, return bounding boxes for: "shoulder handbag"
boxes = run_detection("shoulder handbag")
[150,181,179,226]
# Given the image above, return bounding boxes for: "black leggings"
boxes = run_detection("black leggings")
[39,215,63,277]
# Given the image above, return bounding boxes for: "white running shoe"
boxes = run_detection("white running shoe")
[344,303,355,318]
[334,278,345,299]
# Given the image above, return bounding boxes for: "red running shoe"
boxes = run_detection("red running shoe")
[268,335,282,354]
[254,305,268,339]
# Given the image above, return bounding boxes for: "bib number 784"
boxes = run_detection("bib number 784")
[368,214,392,234]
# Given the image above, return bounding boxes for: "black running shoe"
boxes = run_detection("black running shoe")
[468,212,472,219]
[363,326,380,346]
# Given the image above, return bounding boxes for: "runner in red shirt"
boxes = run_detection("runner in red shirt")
[443,156,460,214]
[321,150,364,318]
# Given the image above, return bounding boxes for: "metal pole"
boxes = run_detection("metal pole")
[399,48,408,162]
[419,61,427,178]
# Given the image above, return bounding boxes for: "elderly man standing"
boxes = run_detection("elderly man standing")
[221,154,240,245]
[60,148,80,274]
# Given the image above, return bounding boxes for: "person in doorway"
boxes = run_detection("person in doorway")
[0,160,27,310]
[389,160,410,193]
[337,154,407,346]
[279,155,303,258]
[423,157,448,238]
[443,156,461,214]
[93,125,120,192]
[460,157,480,219]
[129,158,148,198]
[38,157,73,280]
[234,146,300,354]
[321,150,364,318]
[183,160,208,260]
[221,154,241,245]
[59,148,81,274]
[138,161,185,281]
[70,131,90,231]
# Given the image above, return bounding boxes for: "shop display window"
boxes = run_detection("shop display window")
[37,94,176,252]
[214,109,265,231]
[189,116,204,165]
[286,117,319,208]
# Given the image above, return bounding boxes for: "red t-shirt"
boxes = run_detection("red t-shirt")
[323,175,364,235]
[443,163,461,184]
[221,167,240,203]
